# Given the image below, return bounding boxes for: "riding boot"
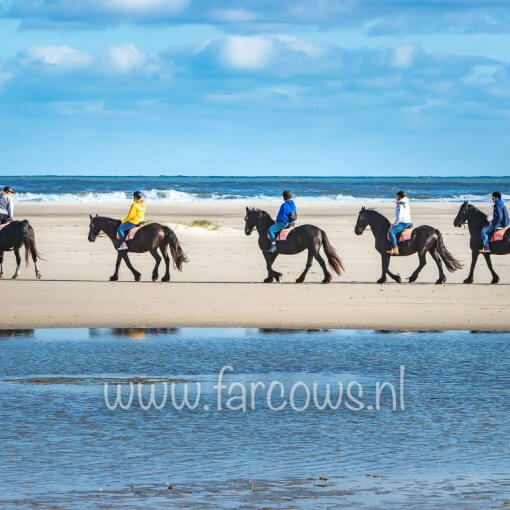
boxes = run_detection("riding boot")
[118,242,128,251]
[267,242,277,253]
[387,246,399,256]
[479,246,491,253]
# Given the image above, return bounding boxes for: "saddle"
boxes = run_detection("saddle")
[0,222,10,233]
[387,227,414,244]
[491,226,509,243]
[268,224,296,242]
[116,224,144,242]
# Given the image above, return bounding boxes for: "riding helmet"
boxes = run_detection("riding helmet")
[282,190,293,200]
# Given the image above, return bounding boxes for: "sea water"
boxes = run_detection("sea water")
[0,328,508,508]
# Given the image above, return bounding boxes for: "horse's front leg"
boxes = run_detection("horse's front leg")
[110,252,123,281]
[263,252,276,283]
[0,250,3,278]
[380,253,401,284]
[483,252,499,284]
[122,253,141,281]
[150,248,161,282]
[463,250,478,284]
[11,248,21,279]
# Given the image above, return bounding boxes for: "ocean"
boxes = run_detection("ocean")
[1,328,508,508]
[1,175,508,203]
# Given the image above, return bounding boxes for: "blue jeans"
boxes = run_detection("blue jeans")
[117,222,136,242]
[389,223,412,247]
[481,225,496,247]
[268,221,289,242]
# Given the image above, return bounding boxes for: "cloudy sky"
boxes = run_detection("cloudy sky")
[1,0,510,176]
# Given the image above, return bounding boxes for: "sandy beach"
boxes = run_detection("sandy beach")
[1,200,509,330]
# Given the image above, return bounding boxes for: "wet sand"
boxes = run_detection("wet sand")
[1,200,508,330]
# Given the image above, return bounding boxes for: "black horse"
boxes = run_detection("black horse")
[244,207,344,283]
[0,220,41,280]
[355,207,462,284]
[453,201,510,284]
[88,215,187,281]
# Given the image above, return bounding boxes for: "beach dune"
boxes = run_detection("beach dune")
[1,200,508,330]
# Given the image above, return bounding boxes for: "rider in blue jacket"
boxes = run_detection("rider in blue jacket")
[481,191,510,252]
[267,190,297,253]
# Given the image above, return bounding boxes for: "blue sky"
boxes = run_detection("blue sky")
[1,0,510,176]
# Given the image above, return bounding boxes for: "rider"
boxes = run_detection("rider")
[0,186,14,224]
[480,191,509,253]
[267,190,297,253]
[387,191,412,256]
[117,191,146,250]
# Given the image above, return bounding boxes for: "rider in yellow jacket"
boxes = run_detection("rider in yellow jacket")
[117,191,145,250]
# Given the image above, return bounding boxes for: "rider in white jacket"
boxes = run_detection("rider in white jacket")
[388,191,412,255]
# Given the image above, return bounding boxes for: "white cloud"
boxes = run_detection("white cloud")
[104,0,189,14]
[403,98,445,114]
[26,45,92,68]
[221,36,274,70]
[107,44,146,72]
[462,65,499,86]
[391,44,417,69]
[210,9,257,22]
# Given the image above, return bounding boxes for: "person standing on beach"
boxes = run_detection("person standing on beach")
[267,190,297,253]
[117,191,146,251]
[387,191,412,256]
[480,191,509,253]
[0,186,15,224]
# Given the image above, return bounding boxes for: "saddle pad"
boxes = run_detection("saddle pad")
[116,225,143,241]
[276,227,295,242]
[387,228,413,243]
[491,227,509,243]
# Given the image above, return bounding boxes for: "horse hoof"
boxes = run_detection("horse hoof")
[435,278,445,285]
[36,272,42,280]
[0,273,3,279]
[134,274,141,282]
[376,278,386,284]
[152,276,158,282]
[463,278,473,284]
[109,276,118,281]
[491,278,499,285]
[161,276,170,282]
[263,278,273,283]
[394,275,401,284]
[322,276,332,284]
[295,278,304,284]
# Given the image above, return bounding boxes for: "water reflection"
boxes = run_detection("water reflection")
[0,329,34,339]
[88,327,179,339]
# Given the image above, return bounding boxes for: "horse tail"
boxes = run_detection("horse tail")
[435,229,463,272]
[320,229,344,275]
[21,220,41,266]
[163,226,188,271]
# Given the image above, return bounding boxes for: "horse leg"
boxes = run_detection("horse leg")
[160,245,171,282]
[264,253,276,283]
[384,254,401,283]
[296,250,313,283]
[377,254,387,283]
[408,252,427,283]
[463,251,478,284]
[11,248,21,279]
[110,253,123,281]
[483,253,499,284]
[30,245,41,280]
[0,251,3,278]
[313,250,331,284]
[122,253,141,281]
[430,249,446,284]
[150,248,161,282]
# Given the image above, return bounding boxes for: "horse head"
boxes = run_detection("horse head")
[355,207,368,235]
[88,214,101,242]
[244,207,257,235]
[453,201,469,228]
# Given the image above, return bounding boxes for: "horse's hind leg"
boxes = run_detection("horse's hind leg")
[122,253,141,281]
[11,248,21,279]
[430,249,446,284]
[160,245,171,282]
[313,250,331,284]
[150,248,162,282]
[463,251,478,284]
[0,251,3,278]
[296,250,313,283]
[408,252,427,283]
[483,253,499,284]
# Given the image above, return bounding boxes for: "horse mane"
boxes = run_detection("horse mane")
[250,208,274,224]
[465,203,488,222]
[363,208,390,224]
